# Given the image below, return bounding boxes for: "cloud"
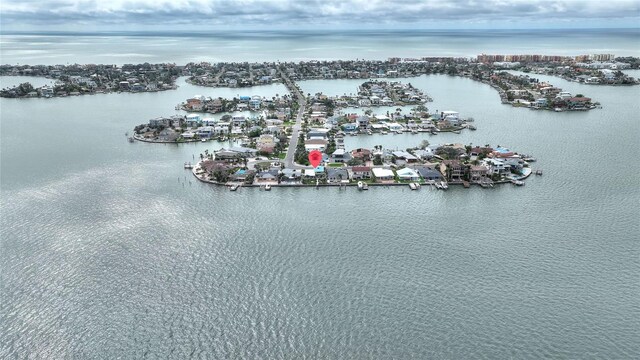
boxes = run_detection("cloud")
[1,0,639,29]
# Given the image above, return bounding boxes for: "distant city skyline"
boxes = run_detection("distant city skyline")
[1,0,639,32]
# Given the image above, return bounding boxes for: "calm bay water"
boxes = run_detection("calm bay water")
[1,31,640,358]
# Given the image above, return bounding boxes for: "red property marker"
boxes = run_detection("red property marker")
[308,150,322,168]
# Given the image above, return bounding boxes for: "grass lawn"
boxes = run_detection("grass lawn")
[327,163,344,167]
[278,153,287,159]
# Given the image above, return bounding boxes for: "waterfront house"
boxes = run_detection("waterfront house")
[370,123,386,132]
[502,157,525,173]
[413,149,434,160]
[255,170,279,184]
[181,131,196,139]
[307,128,330,140]
[351,148,372,161]
[356,116,370,130]
[485,158,510,175]
[327,168,349,183]
[40,86,54,97]
[386,122,404,132]
[231,169,253,183]
[314,166,326,178]
[358,99,372,107]
[555,91,572,100]
[231,115,247,127]
[213,125,230,135]
[211,98,223,112]
[331,148,351,163]
[470,146,494,157]
[149,116,171,127]
[470,165,490,182]
[349,166,372,180]
[202,118,218,126]
[342,123,358,132]
[396,167,420,181]
[281,169,302,183]
[228,146,258,158]
[372,168,395,182]
[566,97,591,109]
[214,149,241,161]
[414,167,443,181]
[534,98,548,108]
[186,114,202,127]
[249,96,261,110]
[303,169,315,178]
[441,160,465,181]
[197,126,215,138]
[158,128,178,142]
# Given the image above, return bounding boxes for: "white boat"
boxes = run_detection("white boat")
[441,181,449,190]
[381,131,388,135]
[357,181,365,190]
[184,162,193,169]
[264,184,272,191]
[511,179,525,186]
[409,183,417,190]
[229,184,239,191]
[201,138,208,142]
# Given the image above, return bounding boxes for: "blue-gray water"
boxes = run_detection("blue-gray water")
[1,32,640,358]
[2,28,640,65]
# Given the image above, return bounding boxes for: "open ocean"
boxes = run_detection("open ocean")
[1,29,639,358]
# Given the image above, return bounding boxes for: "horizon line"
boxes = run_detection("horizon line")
[2,27,639,36]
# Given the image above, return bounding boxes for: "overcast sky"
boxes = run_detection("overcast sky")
[2,0,639,32]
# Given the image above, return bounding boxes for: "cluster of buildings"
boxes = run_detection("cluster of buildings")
[134,112,287,148]
[179,93,294,115]
[477,71,597,110]
[185,62,279,87]
[306,110,468,136]
[525,65,637,85]
[196,143,531,187]
[0,63,180,98]
[478,53,619,63]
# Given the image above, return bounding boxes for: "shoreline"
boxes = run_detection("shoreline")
[190,161,534,189]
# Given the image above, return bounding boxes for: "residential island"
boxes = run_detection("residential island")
[190,142,536,190]
[132,70,534,190]
[3,54,638,110]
